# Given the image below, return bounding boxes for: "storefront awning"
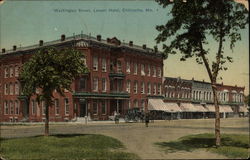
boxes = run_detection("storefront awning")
[205,104,216,112]
[220,105,233,113]
[193,104,208,112]
[164,103,182,112]
[179,103,197,112]
[148,99,168,111]
[239,106,249,113]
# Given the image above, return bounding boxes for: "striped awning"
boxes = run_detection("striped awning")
[239,106,249,113]
[179,103,197,112]
[220,105,233,113]
[148,99,168,112]
[205,104,216,112]
[164,103,182,112]
[193,104,208,112]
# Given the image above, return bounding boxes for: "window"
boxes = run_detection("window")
[32,100,36,115]
[15,100,19,115]
[93,77,98,91]
[9,101,14,115]
[147,64,151,76]
[126,61,130,73]
[128,100,131,109]
[157,67,161,77]
[101,100,106,115]
[93,100,98,115]
[55,99,59,115]
[9,83,13,95]
[153,83,157,95]
[134,81,138,94]
[141,64,145,76]
[102,58,106,72]
[42,101,45,115]
[93,56,98,71]
[117,60,122,73]
[158,84,162,95]
[153,66,156,77]
[10,67,14,77]
[4,83,9,95]
[79,78,86,90]
[15,82,19,95]
[15,65,19,77]
[147,82,151,95]
[102,78,106,92]
[64,98,69,115]
[134,63,137,75]
[4,67,9,78]
[141,82,145,94]
[4,101,8,115]
[126,80,131,93]
[133,99,138,108]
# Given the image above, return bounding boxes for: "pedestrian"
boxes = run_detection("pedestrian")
[145,112,149,127]
[114,110,119,124]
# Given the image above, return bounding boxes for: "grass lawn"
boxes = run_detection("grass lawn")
[0,134,139,159]
[155,133,249,159]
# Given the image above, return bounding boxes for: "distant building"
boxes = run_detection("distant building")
[0,34,164,122]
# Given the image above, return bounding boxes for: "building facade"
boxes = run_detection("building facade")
[0,34,163,122]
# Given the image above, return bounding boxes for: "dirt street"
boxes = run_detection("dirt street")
[1,118,248,159]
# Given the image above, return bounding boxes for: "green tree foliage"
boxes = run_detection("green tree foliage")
[155,0,248,146]
[19,47,88,136]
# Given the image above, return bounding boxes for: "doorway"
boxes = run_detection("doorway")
[80,101,87,117]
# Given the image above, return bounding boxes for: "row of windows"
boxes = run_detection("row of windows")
[92,100,107,115]
[4,100,20,115]
[193,91,213,101]
[128,99,146,110]
[92,77,107,92]
[231,93,243,103]
[126,81,162,95]
[4,82,20,95]
[4,65,20,78]
[30,98,69,116]
[92,56,162,77]
[165,91,191,99]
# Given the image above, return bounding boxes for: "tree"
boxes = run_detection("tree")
[155,0,248,146]
[19,47,88,136]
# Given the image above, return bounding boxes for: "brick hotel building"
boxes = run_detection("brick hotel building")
[0,34,164,122]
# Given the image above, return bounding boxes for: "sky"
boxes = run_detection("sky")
[0,0,249,94]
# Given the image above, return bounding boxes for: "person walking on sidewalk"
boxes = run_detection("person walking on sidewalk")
[145,112,149,127]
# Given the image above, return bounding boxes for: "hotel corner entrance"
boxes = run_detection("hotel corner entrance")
[79,99,87,117]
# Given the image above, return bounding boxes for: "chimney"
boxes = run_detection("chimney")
[97,35,101,41]
[13,45,17,51]
[142,44,146,49]
[2,48,6,53]
[39,40,43,46]
[61,34,65,41]
[107,38,111,43]
[129,41,133,46]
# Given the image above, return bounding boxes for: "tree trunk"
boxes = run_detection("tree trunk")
[44,100,49,136]
[211,83,221,147]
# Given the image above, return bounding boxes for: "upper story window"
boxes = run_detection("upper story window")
[141,82,145,94]
[10,101,14,115]
[93,56,98,71]
[102,58,107,72]
[10,66,14,78]
[102,78,106,92]
[134,81,138,94]
[134,63,138,75]
[4,67,9,78]
[153,66,156,77]
[4,101,8,115]
[15,82,19,95]
[147,82,151,95]
[147,64,151,76]
[64,98,70,115]
[15,100,19,115]
[157,67,161,78]
[126,61,130,73]
[9,83,14,95]
[117,60,122,73]
[4,83,9,95]
[79,78,86,90]
[126,80,131,93]
[93,77,98,92]
[141,64,145,76]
